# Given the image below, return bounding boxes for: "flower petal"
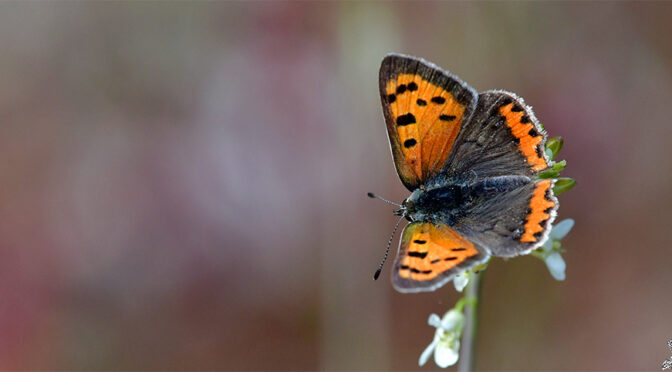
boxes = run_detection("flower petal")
[550,219,574,240]
[453,272,469,292]
[440,309,464,332]
[434,341,459,368]
[418,339,437,366]
[545,252,566,281]
[428,313,442,328]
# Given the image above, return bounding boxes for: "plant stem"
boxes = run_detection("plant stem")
[458,272,482,372]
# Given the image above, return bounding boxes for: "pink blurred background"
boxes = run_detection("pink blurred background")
[0,2,671,370]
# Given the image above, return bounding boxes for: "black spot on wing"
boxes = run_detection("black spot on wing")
[380,55,475,107]
[403,139,417,148]
[408,251,427,259]
[387,94,396,103]
[410,268,432,274]
[396,113,416,126]
[407,82,418,91]
[413,239,427,244]
[439,114,456,121]
[396,84,407,94]
[416,98,427,106]
[431,96,446,104]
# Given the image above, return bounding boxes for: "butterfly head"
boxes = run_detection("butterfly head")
[367,190,428,222]
[400,189,426,222]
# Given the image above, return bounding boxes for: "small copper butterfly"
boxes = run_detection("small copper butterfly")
[372,53,558,293]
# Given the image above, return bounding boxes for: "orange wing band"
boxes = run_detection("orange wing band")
[499,103,548,172]
[520,180,556,243]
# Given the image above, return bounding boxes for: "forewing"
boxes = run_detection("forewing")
[443,90,551,180]
[392,222,489,293]
[456,178,559,257]
[379,54,478,190]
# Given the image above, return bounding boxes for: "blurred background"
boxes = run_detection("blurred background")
[0,2,671,370]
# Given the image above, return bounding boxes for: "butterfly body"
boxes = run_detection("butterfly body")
[403,175,532,226]
[403,183,467,224]
[378,54,559,293]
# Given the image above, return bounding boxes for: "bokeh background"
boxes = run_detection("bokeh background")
[1,2,671,370]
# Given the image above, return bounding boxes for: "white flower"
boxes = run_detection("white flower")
[419,309,464,368]
[537,219,574,281]
[549,218,574,241]
[544,252,566,281]
[453,271,469,292]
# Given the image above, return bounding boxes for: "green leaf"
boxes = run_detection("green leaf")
[553,177,576,195]
[537,169,559,179]
[552,160,567,173]
[545,137,564,160]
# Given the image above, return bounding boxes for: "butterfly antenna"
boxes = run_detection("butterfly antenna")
[373,215,405,280]
[367,192,402,207]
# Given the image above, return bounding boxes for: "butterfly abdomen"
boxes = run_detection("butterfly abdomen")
[468,176,530,196]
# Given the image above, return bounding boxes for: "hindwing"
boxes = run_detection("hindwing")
[455,178,559,257]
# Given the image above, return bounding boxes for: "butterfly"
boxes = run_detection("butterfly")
[373,53,558,293]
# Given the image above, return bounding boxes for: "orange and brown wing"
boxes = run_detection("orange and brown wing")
[392,222,489,293]
[443,90,551,179]
[454,178,559,258]
[379,54,478,190]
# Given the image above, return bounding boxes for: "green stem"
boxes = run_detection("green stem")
[458,271,482,372]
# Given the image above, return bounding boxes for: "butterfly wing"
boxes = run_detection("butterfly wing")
[455,177,559,257]
[443,90,551,180]
[379,54,478,190]
[392,221,489,293]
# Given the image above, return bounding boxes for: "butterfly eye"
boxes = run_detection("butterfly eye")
[403,199,416,214]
